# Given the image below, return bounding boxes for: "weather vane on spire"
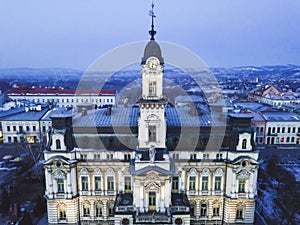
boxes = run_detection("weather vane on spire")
[148,1,157,40]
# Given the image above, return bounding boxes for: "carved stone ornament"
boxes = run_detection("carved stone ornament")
[53,169,66,179]
[106,168,115,176]
[144,171,160,182]
[93,168,102,176]
[145,182,160,192]
[147,114,159,121]
[237,169,251,179]
[201,168,210,175]
[176,167,182,176]
[189,168,198,176]
[215,168,223,176]
[80,168,89,175]
[122,167,130,176]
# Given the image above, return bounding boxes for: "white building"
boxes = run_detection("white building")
[0,105,49,143]
[6,87,116,108]
[260,111,300,145]
[43,9,259,225]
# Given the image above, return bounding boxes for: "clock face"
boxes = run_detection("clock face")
[148,58,158,69]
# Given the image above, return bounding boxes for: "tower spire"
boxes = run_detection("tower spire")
[148,1,156,40]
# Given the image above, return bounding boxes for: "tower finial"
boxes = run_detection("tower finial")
[148,1,156,40]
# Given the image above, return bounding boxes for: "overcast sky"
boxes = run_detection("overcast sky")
[0,0,300,69]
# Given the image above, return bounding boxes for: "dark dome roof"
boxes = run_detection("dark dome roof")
[141,40,164,65]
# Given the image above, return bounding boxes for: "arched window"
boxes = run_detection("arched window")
[242,139,247,149]
[58,204,67,220]
[83,203,90,217]
[56,139,61,149]
[236,206,244,219]
[108,201,114,217]
[95,202,103,217]
[200,204,207,217]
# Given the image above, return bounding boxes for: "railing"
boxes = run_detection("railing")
[115,205,134,212]
[171,205,189,213]
[135,212,171,224]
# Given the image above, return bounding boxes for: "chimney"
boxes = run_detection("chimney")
[82,108,87,116]
[106,106,112,116]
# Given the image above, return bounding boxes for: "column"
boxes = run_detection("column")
[161,185,165,212]
[118,169,122,192]
[156,191,160,212]
[140,183,144,212]
[103,201,108,220]
[181,170,185,192]
[133,178,136,206]
[145,192,149,212]
[196,201,200,219]
[67,171,72,198]
[47,170,53,198]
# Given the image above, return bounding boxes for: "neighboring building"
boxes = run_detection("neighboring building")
[260,111,300,145]
[6,86,116,108]
[248,85,299,107]
[174,95,205,107]
[0,105,49,143]
[44,14,260,225]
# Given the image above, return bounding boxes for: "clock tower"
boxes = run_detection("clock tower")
[138,11,167,149]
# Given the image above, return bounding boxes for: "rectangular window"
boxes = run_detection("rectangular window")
[42,126,46,132]
[292,127,296,133]
[238,178,246,193]
[200,204,207,217]
[288,127,291,133]
[282,127,285,133]
[13,126,16,132]
[260,127,264,133]
[83,204,90,217]
[59,209,66,220]
[202,176,208,190]
[107,176,114,191]
[214,176,221,191]
[236,208,243,219]
[124,176,131,192]
[19,126,23,132]
[149,81,157,96]
[189,176,196,190]
[172,176,179,192]
[7,126,10,132]
[203,153,209,159]
[81,176,89,191]
[95,176,101,191]
[148,125,156,142]
[57,179,64,193]
[33,126,36,131]
[124,154,131,161]
[213,207,220,216]
[190,154,197,160]
[95,203,102,217]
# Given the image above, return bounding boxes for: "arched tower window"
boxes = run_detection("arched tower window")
[56,139,61,149]
[242,139,247,149]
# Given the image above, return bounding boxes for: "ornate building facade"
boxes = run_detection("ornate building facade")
[44,8,260,225]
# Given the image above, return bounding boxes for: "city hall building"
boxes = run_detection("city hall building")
[43,11,260,225]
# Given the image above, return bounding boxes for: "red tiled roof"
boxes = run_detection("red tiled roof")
[6,87,116,96]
